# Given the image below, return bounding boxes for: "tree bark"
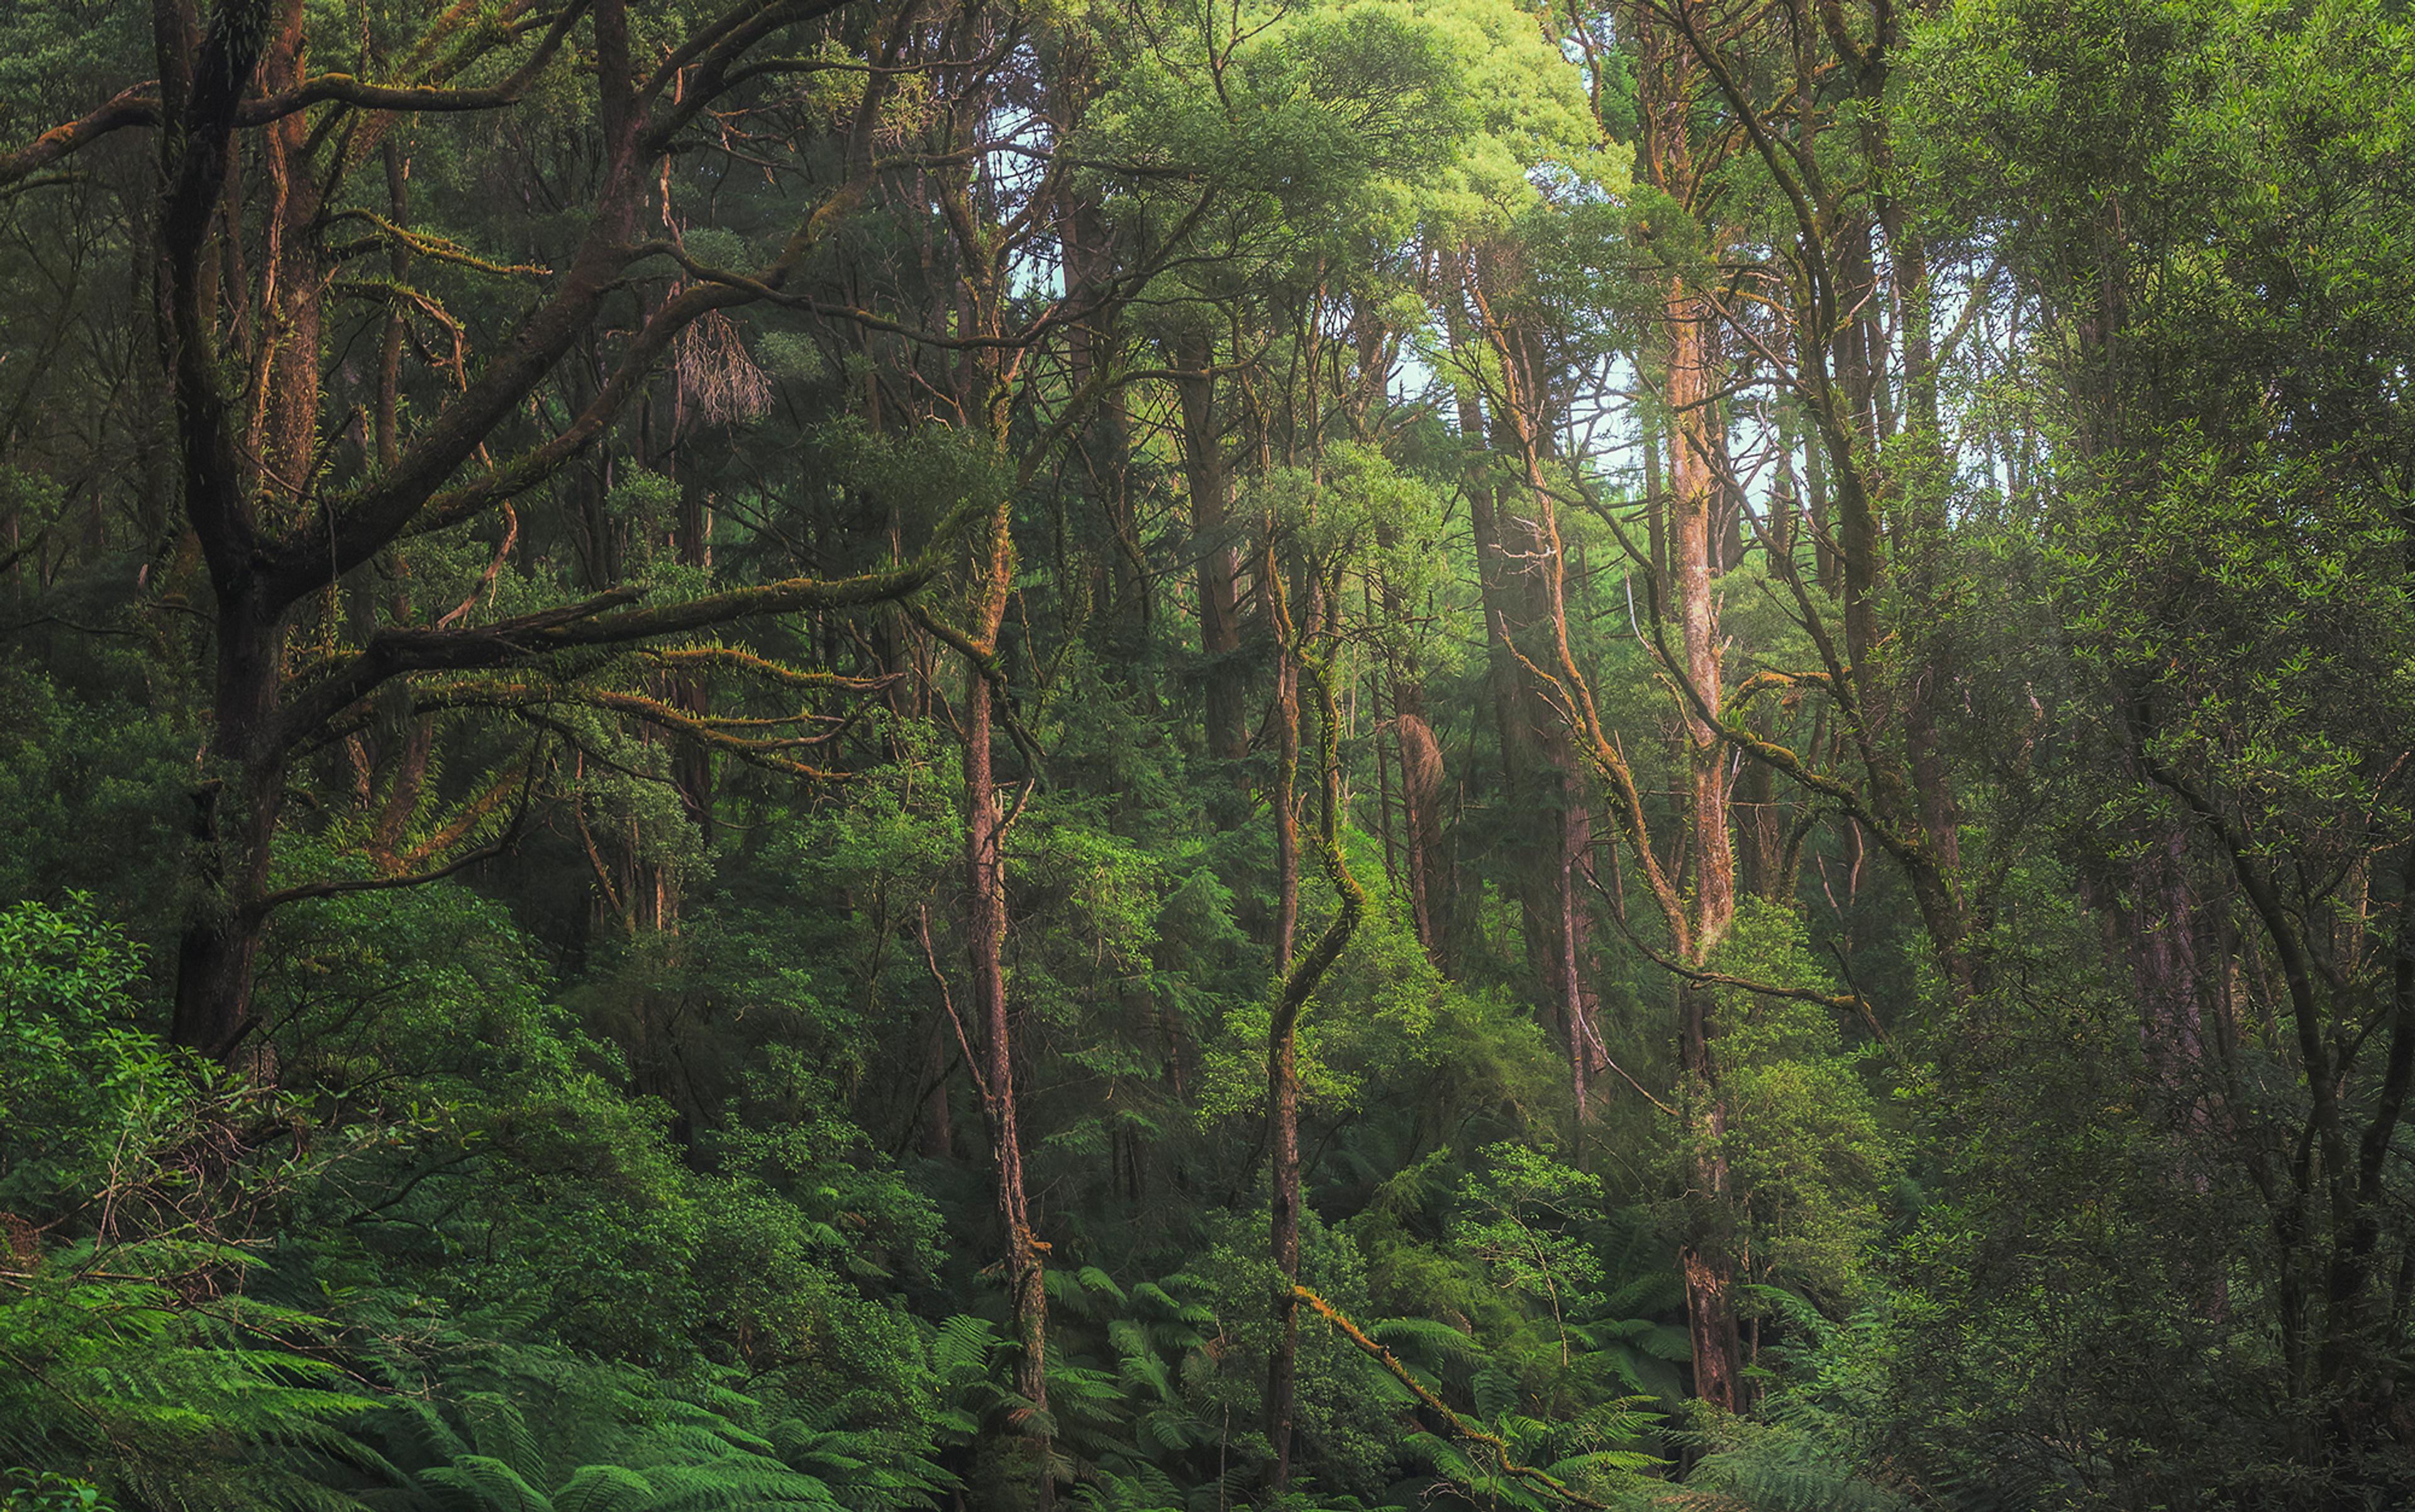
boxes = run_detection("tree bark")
[1177,326,1246,763]
[962,492,1052,1509]
[1458,250,1599,1109]
[1635,0,1745,1411]
[1265,574,1363,1495]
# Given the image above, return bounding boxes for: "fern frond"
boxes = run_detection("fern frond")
[552,1464,653,1512]
[422,1454,554,1512]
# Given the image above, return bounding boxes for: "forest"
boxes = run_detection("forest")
[1,0,2412,1506]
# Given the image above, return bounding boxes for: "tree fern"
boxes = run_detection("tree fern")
[1471,1362,1521,1421]
[1367,1316,1484,1370]
[548,1467,654,1512]
[421,1455,555,1512]
[458,1395,548,1486]
[632,1461,841,1511]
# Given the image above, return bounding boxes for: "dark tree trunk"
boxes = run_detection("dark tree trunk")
[1265,601,1362,1497]
[172,603,286,1059]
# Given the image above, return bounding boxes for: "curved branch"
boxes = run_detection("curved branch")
[0,87,160,188]
[242,1,591,123]
[277,547,960,748]
[640,645,899,692]
[244,747,543,920]
[415,681,852,779]
[0,1,588,188]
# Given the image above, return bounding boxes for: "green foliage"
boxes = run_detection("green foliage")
[0,898,173,1210]
[1701,904,1899,1308]
[0,1470,114,1512]
[1451,1143,1608,1356]
[324,1340,945,1512]
[0,674,191,932]
[0,903,370,1510]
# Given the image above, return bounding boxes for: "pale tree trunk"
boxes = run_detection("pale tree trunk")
[1885,215,1963,879]
[1670,258,1746,1429]
[1369,514,1453,963]
[962,492,1052,1509]
[1060,148,1141,642]
[1396,699,1450,963]
[1635,0,1745,1411]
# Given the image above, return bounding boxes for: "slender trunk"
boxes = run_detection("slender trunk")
[1677,979,1743,1411]
[1887,222,1962,881]
[161,0,282,1062]
[669,475,716,847]
[368,718,435,869]
[1642,408,1668,585]
[1832,216,1887,726]
[1668,278,1744,1413]
[1460,255,1596,1092]
[1397,703,1449,962]
[1669,292,1735,951]
[1267,959,1302,1487]
[1713,399,1745,573]
[258,0,323,516]
[1178,327,1246,762]
[1266,582,1364,1496]
[1063,179,1141,641]
[375,140,409,470]
[963,495,1051,1509]
[1562,788,1596,1140]
[1636,0,1747,1394]
[1735,730,1785,904]
[1767,406,1797,564]
[1270,547,1302,964]
[918,1003,954,1159]
[1806,414,1836,594]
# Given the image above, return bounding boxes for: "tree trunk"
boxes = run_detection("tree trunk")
[171,602,287,1060]
[1177,326,1246,763]
[1457,252,1597,1104]
[918,1003,955,1159]
[1397,703,1451,964]
[255,0,323,517]
[1267,949,1302,1488]
[1885,219,1963,881]
[962,494,1051,1509]
[1634,0,1747,1403]
[1677,986,1743,1411]
[1265,584,1363,1496]
[1269,546,1302,964]
[1669,283,1743,1411]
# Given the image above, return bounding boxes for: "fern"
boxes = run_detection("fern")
[1367,1316,1484,1369]
[421,1455,553,1512]
[550,1466,654,1512]
[459,1394,548,1484]
[1470,1362,1521,1421]
[1687,1444,1916,1512]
